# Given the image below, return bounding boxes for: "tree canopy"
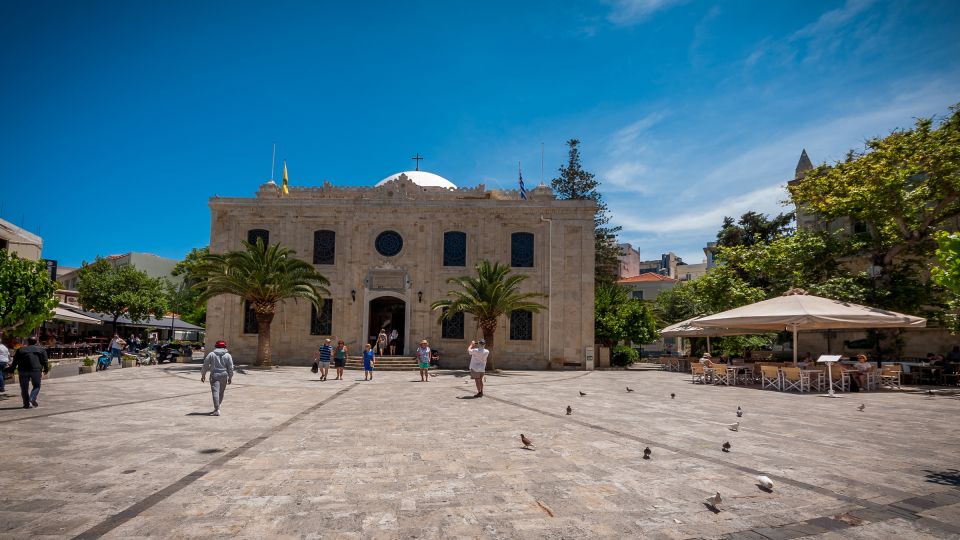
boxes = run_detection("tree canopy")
[77,257,168,332]
[551,139,622,283]
[0,250,57,337]
[169,246,209,326]
[594,283,658,348]
[716,211,794,248]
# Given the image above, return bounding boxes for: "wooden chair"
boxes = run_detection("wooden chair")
[879,364,902,390]
[830,367,850,392]
[760,365,781,391]
[690,363,706,384]
[711,365,731,386]
[781,367,810,392]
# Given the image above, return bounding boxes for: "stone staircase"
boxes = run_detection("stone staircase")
[344,355,435,371]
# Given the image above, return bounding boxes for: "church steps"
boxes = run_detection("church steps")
[341,355,434,371]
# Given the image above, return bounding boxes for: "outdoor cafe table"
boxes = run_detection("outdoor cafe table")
[801,369,825,391]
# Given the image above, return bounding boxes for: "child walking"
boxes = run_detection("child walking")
[363,343,376,380]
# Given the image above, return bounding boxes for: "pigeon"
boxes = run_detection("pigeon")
[670,393,675,399]
[927,389,935,397]
[626,386,635,392]
[643,446,652,460]
[736,406,743,418]
[566,405,573,415]
[857,403,865,412]
[705,491,723,510]
[729,422,740,432]
[757,475,774,492]
[579,391,587,397]
[722,441,731,453]
[520,434,534,448]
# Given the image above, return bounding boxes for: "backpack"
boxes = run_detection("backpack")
[311,361,319,374]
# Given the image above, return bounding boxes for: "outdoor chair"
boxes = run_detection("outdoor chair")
[781,367,810,392]
[711,365,731,386]
[658,357,669,370]
[760,365,781,391]
[668,358,680,372]
[830,367,850,392]
[879,364,902,390]
[690,363,706,384]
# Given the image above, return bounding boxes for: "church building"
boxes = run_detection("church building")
[204,168,596,369]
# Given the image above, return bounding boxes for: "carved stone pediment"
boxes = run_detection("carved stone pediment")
[365,267,409,292]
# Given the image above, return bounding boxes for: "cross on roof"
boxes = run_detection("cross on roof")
[411,153,423,171]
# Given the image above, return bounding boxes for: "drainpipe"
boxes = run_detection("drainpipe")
[540,215,553,367]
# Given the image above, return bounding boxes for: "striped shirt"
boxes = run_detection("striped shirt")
[318,345,333,363]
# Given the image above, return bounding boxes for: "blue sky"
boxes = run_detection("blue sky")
[1,0,958,268]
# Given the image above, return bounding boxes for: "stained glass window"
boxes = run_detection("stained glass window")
[443,231,466,267]
[243,301,259,334]
[510,310,533,340]
[511,232,534,267]
[310,299,333,335]
[247,229,269,246]
[375,230,403,257]
[441,310,464,339]
[313,230,336,265]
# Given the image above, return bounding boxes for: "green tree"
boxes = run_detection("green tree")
[788,104,960,298]
[194,239,329,367]
[716,211,795,248]
[431,260,546,370]
[169,247,209,326]
[551,139,622,284]
[77,258,168,333]
[718,230,844,294]
[594,283,658,348]
[932,231,960,296]
[0,250,57,336]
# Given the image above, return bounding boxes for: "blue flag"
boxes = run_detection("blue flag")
[519,168,527,200]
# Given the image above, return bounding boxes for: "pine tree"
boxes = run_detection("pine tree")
[551,139,622,283]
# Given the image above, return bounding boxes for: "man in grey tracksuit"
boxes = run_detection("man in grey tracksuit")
[201,340,234,416]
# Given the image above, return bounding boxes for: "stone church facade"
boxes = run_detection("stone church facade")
[205,171,596,369]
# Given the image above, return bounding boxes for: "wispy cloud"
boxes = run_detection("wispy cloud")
[792,0,876,40]
[605,0,687,26]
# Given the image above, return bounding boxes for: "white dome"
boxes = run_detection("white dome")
[376,170,457,189]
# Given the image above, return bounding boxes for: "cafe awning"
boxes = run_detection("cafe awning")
[51,307,102,325]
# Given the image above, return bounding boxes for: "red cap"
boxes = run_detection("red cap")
[215,340,227,348]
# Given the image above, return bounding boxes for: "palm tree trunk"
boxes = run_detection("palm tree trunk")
[255,311,275,367]
[481,319,497,371]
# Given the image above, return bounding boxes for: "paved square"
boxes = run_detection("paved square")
[1,365,958,539]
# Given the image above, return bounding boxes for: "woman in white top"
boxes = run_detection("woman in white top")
[468,340,490,398]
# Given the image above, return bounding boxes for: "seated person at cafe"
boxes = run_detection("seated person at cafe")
[699,353,715,367]
[852,354,873,389]
[926,352,945,365]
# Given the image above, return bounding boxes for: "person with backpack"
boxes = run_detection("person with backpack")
[200,340,234,416]
[11,336,49,409]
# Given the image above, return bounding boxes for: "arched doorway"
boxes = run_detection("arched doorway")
[368,296,406,355]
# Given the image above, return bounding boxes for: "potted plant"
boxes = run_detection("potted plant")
[121,353,138,368]
[79,357,95,374]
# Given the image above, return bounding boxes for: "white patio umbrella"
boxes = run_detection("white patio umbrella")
[695,290,926,364]
[660,316,760,353]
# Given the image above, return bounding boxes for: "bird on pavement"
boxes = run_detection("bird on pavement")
[757,475,774,492]
[579,391,587,397]
[736,406,743,418]
[927,389,935,397]
[722,441,731,453]
[729,422,740,432]
[706,492,723,510]
[643,446,652,460]
[520,434,534,448]
[670,393,675,399]
[857,403,865,411]
[566,405,572,415]
[626,386,634,392]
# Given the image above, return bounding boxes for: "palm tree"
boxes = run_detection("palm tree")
[195,239,330,367]
[431,260,546,370]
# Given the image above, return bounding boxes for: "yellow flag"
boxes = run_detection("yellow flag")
[281,161,289,195]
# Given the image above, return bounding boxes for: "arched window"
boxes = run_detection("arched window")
[313,230,336,265]
[443,231,466,267]
[247,229,269,246]
[441,309,465,339]
[243,301,259,334]
[510,310,533,340]
[310,300,333,335]
[511,232,534,267]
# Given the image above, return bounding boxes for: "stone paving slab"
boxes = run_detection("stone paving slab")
[0,366,958,538]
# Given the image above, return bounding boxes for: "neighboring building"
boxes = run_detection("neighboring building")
[703,242,718,269]
[637,252,681,278]
[676,262,708,282]
[0,218,42,260]
[617,242,640,278]
[205,170,597,369]
[616,272,678,301]
[59,252,181,290]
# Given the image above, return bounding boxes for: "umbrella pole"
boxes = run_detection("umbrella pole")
[707,336,711,354]
[792,324,798,365]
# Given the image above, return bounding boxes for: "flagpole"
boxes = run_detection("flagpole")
[270,143,277,182]
[540,142,544,184]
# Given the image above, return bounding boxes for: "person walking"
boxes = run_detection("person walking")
[362,343,376,381]
[314,338,333,381]
[376,329,388,356]
[109,334,126,368]
[415,339,431,382]
[389,328,398,355]
[468,340,490,398]
[333,340,348,380]
[11,336,49,409]
[200,340,234,416]
[0,334,9,394]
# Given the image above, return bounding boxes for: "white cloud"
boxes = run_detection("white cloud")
[606,0,687,26]
[792,0,877,40]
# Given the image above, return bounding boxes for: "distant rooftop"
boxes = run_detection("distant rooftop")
[617,272,678,284]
